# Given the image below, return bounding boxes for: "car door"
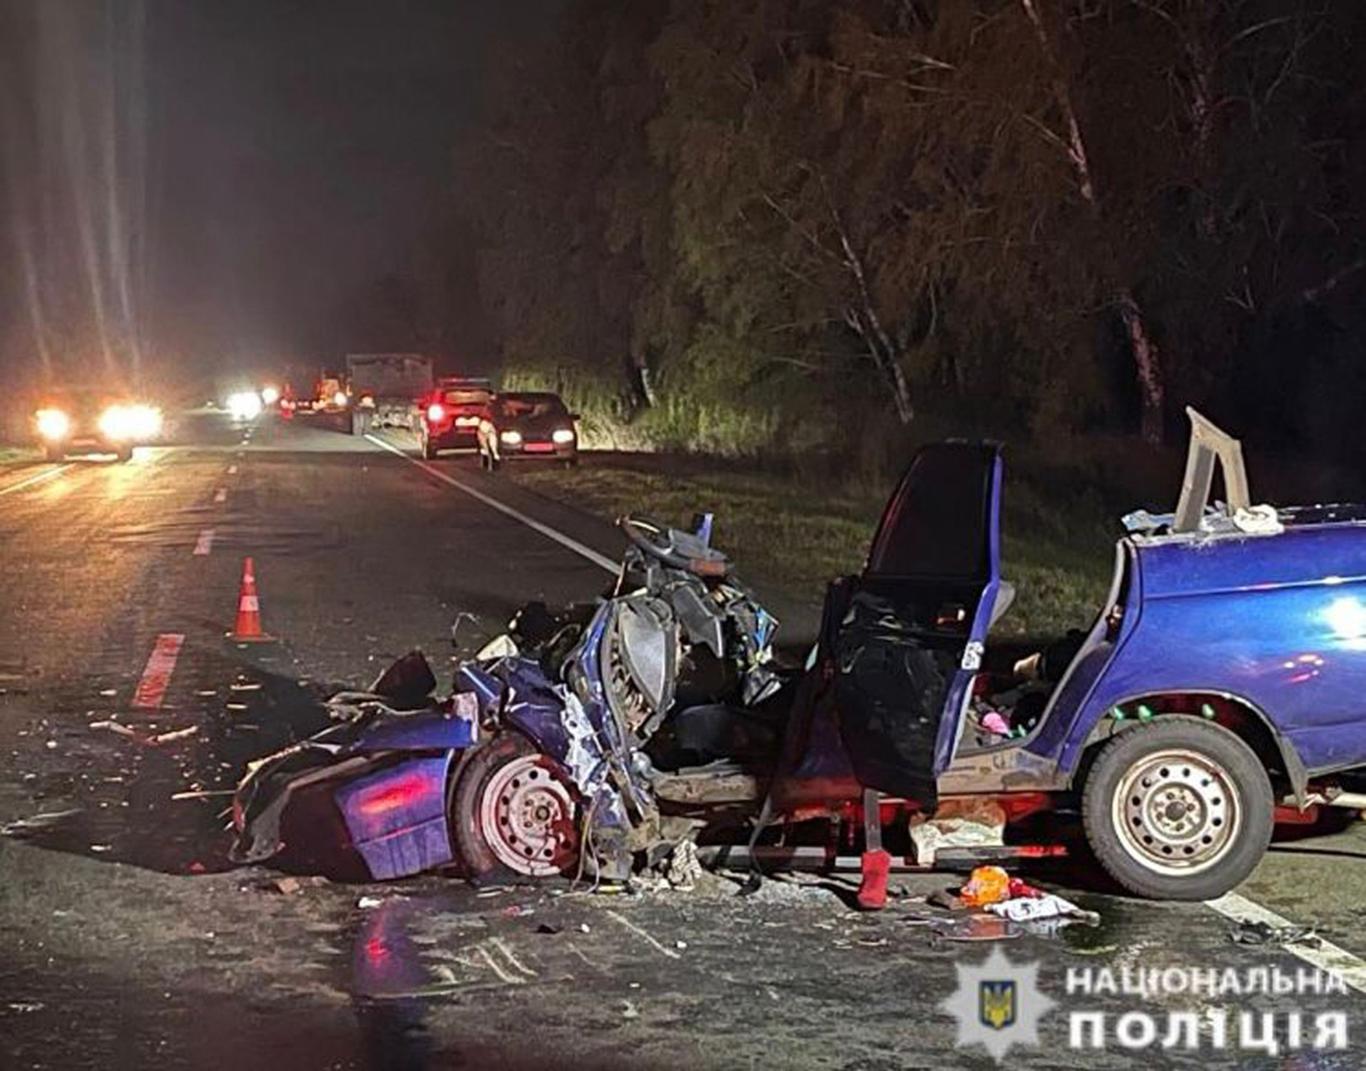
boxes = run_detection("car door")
[834,442,1003,806]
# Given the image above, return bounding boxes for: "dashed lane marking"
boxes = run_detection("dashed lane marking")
[227,465,238,475]
[0,464,73,497]
[193,529,215,556]
[365,433,618,574]
[131,634,185,710]
[1206,891,1366,996]
[213,487,227,503]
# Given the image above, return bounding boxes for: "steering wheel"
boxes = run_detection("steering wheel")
[618,516,729,577]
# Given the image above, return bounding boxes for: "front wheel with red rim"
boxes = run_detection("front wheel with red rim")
[450,733,581,881]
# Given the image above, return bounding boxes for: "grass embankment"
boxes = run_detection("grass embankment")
[508,452,1119,636]
[0,446,39,466]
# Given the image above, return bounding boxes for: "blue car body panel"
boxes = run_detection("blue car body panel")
[334,754,457,880]
[1050,523,1366,778]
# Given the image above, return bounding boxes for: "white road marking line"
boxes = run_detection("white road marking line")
[131,634,185,710]
[365,433,618,574]
[213,487,227,503]
[193,529,215,556]
[1206,892,1366,996]
[0,464,73,497]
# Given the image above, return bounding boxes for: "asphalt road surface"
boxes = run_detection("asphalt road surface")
[1,411,1365,1070]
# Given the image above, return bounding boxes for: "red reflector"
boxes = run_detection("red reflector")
[357,776,427,815]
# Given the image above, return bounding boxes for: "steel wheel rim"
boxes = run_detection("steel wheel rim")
[478,755,578,876]
[1112,746,1242,877]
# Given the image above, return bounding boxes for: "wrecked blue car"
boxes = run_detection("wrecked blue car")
[233,409,1366,901]
[231,515,783,883]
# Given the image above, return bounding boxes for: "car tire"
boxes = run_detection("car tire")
[450,732,581,883]
[421,436,438,460]
[1081,717,1273,900]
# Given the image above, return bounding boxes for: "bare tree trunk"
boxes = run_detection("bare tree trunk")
[846,305,914,424]
[1117,290,1166,445]
[820,178,915,423]
[1020,0,1166,444]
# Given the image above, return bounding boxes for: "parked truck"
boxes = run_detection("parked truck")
[345,353,434,435]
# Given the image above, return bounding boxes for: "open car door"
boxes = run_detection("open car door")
[833,442,1003,808]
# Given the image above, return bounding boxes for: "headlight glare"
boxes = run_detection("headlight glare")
[36,409,70,440]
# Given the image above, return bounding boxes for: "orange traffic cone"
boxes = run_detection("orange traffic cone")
[230,557,272,642]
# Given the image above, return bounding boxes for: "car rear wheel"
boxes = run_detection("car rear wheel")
[1082,717,1272,900]
[450,733,581,882]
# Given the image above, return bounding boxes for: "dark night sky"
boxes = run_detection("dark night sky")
[0,0,559,381]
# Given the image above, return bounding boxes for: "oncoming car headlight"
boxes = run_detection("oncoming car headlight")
[551,427,575,445]
[99,404,164,441]
[227,391,263,420]
[36,408,70,440]
[499,429,523,446]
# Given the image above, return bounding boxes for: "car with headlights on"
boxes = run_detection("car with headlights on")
[476,392,578,470]
[34,391,163,462]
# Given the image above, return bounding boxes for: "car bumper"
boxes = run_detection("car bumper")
[499,442,577,461]
[427,426,480,448]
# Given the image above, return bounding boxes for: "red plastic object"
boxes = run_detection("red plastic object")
[857,849,891,911]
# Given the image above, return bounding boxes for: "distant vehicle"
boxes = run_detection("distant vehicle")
[33,390,162,462]
[476,391,579,471]
[419,377,493,459]
[311,372,350,414]
[346,353,434,436]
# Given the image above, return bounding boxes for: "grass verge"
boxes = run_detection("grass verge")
[507,451,1117,635]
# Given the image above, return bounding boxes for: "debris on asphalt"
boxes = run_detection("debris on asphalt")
[1229,919,1322,948]
[170,789,235,801]
[149,726,199,746]
[960,865,1011,907]
[267,875,330,896]
[986,892,1101,926]
[1,808,82,836]
[927,888,963,911]
[89,721,141,740]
